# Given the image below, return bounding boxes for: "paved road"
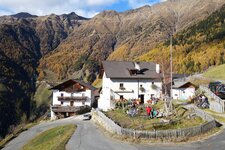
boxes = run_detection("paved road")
[3,116,225,150]
[3,117,80,150]
[3,116,136,150]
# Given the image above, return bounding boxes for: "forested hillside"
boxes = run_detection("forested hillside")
[0,13,87,138]
[139,3,225,74]
[39,0,225,82]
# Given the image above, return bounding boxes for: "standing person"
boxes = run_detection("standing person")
[146,106,151,119]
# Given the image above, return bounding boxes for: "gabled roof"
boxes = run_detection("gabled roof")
[172,73,190,79]
[101,61,160,79]
[173,81,196,89]
[50,79,96,91]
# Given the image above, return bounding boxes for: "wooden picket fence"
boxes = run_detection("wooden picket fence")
[92,107,216,139]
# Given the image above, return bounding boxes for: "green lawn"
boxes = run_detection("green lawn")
[22,124,76,150]
[203,64,225,81]
[105,105,204,131]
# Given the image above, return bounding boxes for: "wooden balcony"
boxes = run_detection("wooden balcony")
[58,96,87,101]
[51,105,90,113]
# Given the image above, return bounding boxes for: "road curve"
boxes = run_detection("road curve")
[3,116,137,150]
[2,116,225,150]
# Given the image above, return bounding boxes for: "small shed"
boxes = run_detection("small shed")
[172,81,196,100]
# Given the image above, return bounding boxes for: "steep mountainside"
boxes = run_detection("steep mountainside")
[0,23,39,136]
[39,0,225,82]
[138,3,225,74]
[0,13,87,137]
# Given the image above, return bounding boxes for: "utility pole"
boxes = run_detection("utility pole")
[170,32,173,100]
[163,30,174,117]
[169,28,174,114]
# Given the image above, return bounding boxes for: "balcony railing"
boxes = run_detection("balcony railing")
[58,96,87,101]
[51,105,90,113]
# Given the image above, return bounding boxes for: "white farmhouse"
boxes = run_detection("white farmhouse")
[172,81,196,100]
[98,61,162,111]
[50,79,96,120]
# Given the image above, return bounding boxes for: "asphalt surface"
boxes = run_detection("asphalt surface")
[2,115,225,150]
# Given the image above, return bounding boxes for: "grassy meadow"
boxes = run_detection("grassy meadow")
[203,64,225,81]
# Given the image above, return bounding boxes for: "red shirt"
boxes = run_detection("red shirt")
[146,107,151,114]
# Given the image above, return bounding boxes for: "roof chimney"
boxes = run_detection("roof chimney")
[134,62,140,71]
[156,64,160,74]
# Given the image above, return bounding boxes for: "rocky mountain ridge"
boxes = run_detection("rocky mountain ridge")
[39,0,225,81]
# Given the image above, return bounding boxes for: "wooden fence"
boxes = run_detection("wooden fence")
[199,85,225,113]
[92,107,216,139]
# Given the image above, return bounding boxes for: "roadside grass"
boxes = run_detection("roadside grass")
[0,123,37,149]
[201,109,225,123]
[105,105,204,130]
[203,64,225,81]
[203,108,225,115]
[210,115,225,124]
[22,124,76,150]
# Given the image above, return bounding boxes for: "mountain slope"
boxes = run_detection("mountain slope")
[39,0,225,82]
[0,12,87,137]
[138,3,225,74]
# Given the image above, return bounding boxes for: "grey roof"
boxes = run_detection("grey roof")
[172,73,190,79]
[102,61,160,79]
[173,81,195,89]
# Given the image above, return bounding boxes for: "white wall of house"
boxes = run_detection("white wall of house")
[52,90,92,106]
[98,72,162,111]
[51,89,92,120]
[98,72,112,111]
[111,79,162,101]
[172,88,195,100]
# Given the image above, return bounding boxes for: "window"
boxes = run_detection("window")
[152,82,154,85]
[140,84,145,92]
[119,83,125,90]
[82,93,85,97]
[61,101,64,105]
[61,93,64,97]
[70,101,74,106]
[120,95,124,100]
